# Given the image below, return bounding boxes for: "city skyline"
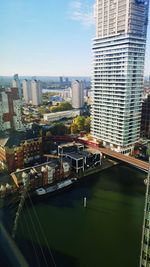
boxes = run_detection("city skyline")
[0,0,150,77]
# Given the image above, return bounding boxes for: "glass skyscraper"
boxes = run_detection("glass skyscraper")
[91,0,149,153]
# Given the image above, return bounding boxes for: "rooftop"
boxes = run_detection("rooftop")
[0,130,40,148]
[58,142,84,149]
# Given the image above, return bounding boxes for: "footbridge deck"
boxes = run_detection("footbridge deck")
[97,147,149,172]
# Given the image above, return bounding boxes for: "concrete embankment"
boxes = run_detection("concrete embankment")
[77,159,119,179]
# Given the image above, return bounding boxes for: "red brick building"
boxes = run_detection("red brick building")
[0,132,42,172]
[0,87,23,131]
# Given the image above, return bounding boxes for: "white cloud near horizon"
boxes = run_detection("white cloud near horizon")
[69,0,94,27]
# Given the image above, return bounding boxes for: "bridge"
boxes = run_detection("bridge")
[93,147,149,172]
[48,135,149,172]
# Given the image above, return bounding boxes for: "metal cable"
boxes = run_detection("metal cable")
[27,192,57,267]
[24,199,49,267]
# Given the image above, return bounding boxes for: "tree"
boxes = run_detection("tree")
[71,116,91,133]
[71,123,78,134]
[50,102,72,112]
[84,117,91,132]
[38,106,46,114]
[46,131,52,137]
[50,123,68,135]
[73,116,85,131]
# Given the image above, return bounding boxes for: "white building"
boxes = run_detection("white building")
[62,87,72,102]
[31,79,42,106]
[91,0,149,154]
[43,109,80,122]
[72,80,84,109]
[22,79,32,104]
[12,74,22,98]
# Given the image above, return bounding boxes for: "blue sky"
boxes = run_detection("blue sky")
[0,0,149,76]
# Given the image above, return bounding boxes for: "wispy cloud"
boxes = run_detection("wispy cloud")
[69,0,94,27]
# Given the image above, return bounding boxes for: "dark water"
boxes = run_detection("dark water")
[16,164,146,267]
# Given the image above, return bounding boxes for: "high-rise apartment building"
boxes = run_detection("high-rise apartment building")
[141,95,150,139]
[0,88,24,131]
[91,0,149,153]
[22,79,32,104]
[71,80,84,109]
[12,74,22,98]
[31,79,42,106]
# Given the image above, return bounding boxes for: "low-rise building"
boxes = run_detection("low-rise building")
[65,148,101,173]
[58,142,84,155]
[0,131,42,172]
[11,160,71,189]
[43,109,80,122]
[58,142,101,173]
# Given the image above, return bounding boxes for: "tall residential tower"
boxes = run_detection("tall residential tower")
[31,79,42,106]
[72,80,84,109]
[91,0,149,153]
[22,79,32,104]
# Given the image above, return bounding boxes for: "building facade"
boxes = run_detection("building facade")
[0,88,24,131]
[43,109,80,122]
[72,80,84,109]
[91,0,149,153]
[141,95,150,139]
[31,79,42,106]
[0,134,43,172]
[139,162,150,267]
[22,79,32,104]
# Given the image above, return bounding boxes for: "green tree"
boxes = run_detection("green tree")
[50,123,68,135]
[50,102,72,112]
[70,116,91,133]
[84,116,91,132]
[73,116,85,131]
[71,123,79,134]
[38,106,46,114]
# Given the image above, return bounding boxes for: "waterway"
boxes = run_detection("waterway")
[16,164,146,267]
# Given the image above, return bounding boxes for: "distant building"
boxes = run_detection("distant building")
[61,87,72,102]
[0,88,24,131]
[43,109,80,122]
[12,74,22,98]
[140,95,150,139]
[71,80,84,109]
[31,79,42,106]
[65,77,69,83]
[22,79,32,104]
[59,77,63,84]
